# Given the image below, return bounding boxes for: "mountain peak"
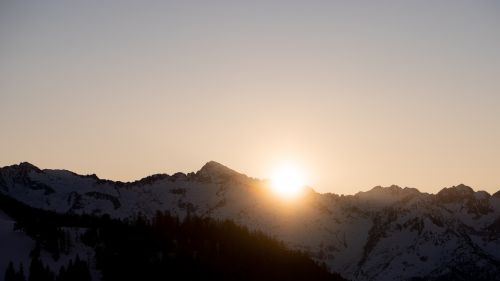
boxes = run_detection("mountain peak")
[371,185,402,192]
[197,161,241,178]
[436,184,476,202]
[452,183,474,193]
[18,161,38,168]
[362,185,419,195]
[354,185,421,205]
[438,184,474,195]
[16,162,41,173]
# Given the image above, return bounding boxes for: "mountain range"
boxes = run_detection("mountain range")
[1,161,499,281]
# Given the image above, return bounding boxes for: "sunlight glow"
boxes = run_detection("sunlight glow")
[270,164,306,199]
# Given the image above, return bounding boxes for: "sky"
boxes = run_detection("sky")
[1,0,499,195]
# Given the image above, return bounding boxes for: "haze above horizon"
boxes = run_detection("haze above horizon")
[1,0,499,194]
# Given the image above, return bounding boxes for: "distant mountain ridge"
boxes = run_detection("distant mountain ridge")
[1,162,499,281]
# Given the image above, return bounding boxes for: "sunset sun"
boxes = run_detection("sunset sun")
[270,164,306,199]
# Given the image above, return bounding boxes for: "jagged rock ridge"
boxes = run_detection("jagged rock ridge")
[1,162,499,281]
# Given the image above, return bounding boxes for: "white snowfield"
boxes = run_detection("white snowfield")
[1,161,499,281]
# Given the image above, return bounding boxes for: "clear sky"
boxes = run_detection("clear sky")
[1,0,499,194]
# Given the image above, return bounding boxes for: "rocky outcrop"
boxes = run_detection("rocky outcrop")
[0,162,499,281]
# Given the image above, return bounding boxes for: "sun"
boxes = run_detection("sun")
[270,164,306,199]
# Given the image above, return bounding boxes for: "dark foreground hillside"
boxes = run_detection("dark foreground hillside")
[0,194,347,281]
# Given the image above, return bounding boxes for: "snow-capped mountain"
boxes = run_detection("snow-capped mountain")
[1,161,499,281]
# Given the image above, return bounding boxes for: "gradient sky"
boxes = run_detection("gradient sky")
[1,0,499,195]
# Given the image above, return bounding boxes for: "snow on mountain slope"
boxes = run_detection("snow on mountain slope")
[1,162,499,281]
[0,210,99,281]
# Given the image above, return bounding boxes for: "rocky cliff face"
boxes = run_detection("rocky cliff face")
[1,162,499,281]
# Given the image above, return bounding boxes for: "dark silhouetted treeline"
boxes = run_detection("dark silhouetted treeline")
[4,256,91,281]
[0,193,347,281]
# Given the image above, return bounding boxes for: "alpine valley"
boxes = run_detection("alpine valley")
[1,162,499,281]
